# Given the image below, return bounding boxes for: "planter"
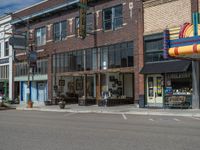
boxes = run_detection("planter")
[59,101,66,109]
[44,101,52,106]
[27,101,33,108]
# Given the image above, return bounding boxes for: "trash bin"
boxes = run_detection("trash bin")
[139,95,145,108]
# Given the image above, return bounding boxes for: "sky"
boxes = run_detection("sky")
[0,0,43,16]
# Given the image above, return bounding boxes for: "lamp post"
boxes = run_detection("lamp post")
[7,13,33,107]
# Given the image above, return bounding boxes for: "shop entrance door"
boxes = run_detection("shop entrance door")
[147,75,163,107]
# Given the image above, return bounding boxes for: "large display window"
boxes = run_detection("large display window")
[164,72,192,108]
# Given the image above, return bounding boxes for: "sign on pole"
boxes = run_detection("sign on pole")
[29,51,37,68]
[9,34,27,50]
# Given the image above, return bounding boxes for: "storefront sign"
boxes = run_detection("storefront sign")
[166,72,191,79]
[165,87,173,96]
[0,58,9,64]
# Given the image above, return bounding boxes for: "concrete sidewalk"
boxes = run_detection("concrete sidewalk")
[14,104,200,117]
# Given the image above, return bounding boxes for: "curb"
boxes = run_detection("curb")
[16,107,200,117]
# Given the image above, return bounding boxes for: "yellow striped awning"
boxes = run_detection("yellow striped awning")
[168,44,200,57]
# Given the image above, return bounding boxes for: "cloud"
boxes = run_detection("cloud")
[0,0,43,15]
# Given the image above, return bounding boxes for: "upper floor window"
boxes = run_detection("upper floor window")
[4,41,9,57]
[103,5,123,31]
[144,33,169,63]
[36,27,46,46]
[86,13,94,33]
[75,13,94,36]
[53,21,67,41]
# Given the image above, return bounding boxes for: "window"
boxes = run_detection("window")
[16,60,47,76]
[53,21,67,41]
[145,39,164,62]
[86,48,97,71]
[0,65,9,79]
[103,5,123,31]
[36,27,46,46]
[86,13,94,33]
[75,14,94,36]
[75,17,80,36]
[100,41,133,69]
[4,41,9,56]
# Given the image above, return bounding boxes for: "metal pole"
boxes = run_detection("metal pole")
[26,19,31,104]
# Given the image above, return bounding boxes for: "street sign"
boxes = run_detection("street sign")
[9,34,26,50]
[29,51,37,68]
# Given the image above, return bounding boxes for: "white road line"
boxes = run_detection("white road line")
[173,118,181,122]
[191,117,200,121]
[122,114,127,120]
[149,118,154,121]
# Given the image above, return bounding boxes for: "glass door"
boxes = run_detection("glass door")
[147,75,163,107]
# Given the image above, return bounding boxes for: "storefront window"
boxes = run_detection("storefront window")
[148,77,154,97]
[76,51,84,71]
[156,77,162,97]
[164,72,192,108]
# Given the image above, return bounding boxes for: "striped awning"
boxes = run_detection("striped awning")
[169,44,200,57]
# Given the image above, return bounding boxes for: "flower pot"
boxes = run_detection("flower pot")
[59,102,66,109]
[27,101,33,108]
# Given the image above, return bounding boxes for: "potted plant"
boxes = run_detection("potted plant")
[59,100,66,109]
[27,100,33,108]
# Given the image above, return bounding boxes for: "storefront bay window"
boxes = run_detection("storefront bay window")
[86,48,97,71]
[100,41,134,69]
[15,59,48,77]
[52,41,134,73]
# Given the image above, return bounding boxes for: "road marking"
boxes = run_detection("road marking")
[64,113,76,117]
[173,118,180,122]
[149,118,154,121]
[191,117,200,121]
[122,114,127,120]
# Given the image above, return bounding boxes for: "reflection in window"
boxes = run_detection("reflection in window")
[36,27,46,46]
[53,21,67,41]
[103,5,123,31]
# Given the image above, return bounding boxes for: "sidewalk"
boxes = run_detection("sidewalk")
[14,104,200,117]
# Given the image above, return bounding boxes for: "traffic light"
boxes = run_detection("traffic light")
[79,0,87,39]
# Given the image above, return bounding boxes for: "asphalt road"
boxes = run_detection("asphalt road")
[0,110,200,150]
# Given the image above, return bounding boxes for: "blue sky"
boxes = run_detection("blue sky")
[0,0,43,16]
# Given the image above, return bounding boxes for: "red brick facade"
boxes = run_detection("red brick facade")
[13,0,144,103]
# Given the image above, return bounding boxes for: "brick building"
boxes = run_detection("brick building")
[12,0,144,106]
[141,0,200,109]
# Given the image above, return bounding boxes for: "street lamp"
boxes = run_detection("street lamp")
[7,13,34,108]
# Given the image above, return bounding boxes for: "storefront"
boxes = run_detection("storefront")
[164,72,192,108]
[52,41,135,106]
[18,80,48,104]
[14,59,48,104]
[141,60,192,108]
[53,72,134,106]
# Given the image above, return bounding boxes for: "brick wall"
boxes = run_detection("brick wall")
[13,0,144,102]
[144,0,191,34]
